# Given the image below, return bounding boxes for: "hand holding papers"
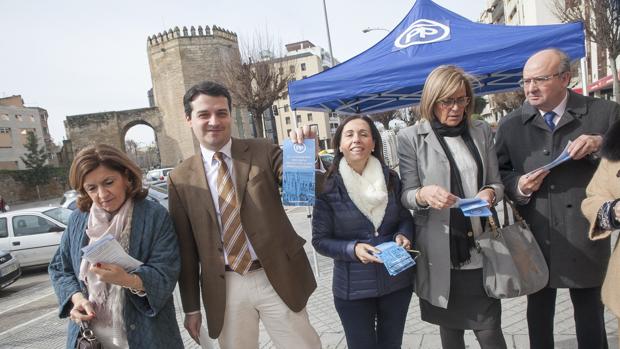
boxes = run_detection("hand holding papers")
[527,141,572,176]
[375,241,416,276]
[282,139,316,206]
[82,234,142,271]
[457,197,492,217]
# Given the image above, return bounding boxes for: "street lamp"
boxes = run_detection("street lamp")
[362,27,390,34]
[322,0,336,67]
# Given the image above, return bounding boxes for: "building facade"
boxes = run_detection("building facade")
[0,96,54,170]
[270,40,337,149]
[480,0,619,102]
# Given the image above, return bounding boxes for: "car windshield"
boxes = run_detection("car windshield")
[43,207,72,225]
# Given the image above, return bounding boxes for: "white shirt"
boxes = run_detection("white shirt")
[537,90,568,126]
[199,139,259,265]
[444,136,483,270]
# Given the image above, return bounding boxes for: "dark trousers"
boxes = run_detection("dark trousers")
[334,285,413,349]
[527,286,608,349]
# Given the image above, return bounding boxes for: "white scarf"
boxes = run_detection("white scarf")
[79,198,133,341]
[338,156,388,231]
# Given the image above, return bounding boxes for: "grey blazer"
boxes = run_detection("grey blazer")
[397,119,504,308]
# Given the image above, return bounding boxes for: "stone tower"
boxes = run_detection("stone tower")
[147,25,251,166]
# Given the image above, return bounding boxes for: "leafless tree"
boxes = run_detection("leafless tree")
[552,0,620,101]
[222,33,292,138]
[490,91,526,119]
[369,110,397,129]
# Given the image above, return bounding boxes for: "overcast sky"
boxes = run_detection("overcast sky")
[0,0,487,145]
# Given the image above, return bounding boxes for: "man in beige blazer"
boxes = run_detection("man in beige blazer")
[168,81,321,349]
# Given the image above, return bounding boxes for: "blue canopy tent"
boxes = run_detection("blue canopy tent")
[288,0,585,115]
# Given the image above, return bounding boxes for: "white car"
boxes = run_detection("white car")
[0,250,21,289]
[144,168,173,185]
[0,206,72,267]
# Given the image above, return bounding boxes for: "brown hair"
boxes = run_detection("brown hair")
[419,65,475,122]
[69,144,147,211]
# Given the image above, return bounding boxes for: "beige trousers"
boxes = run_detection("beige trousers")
[218,268,321,349]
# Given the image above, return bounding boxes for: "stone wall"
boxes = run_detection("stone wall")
[0,172,67,205]
[65,107,163,157]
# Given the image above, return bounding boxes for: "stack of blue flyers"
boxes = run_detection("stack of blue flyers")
[458,197,492,217]
[375,241,416,276]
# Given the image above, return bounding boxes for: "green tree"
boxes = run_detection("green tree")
[20,132,50,199]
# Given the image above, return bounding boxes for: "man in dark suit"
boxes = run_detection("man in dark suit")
[168,81,321,348]
[496,48,620,349]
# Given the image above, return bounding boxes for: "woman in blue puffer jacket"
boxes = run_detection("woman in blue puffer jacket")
[312,115,415,349]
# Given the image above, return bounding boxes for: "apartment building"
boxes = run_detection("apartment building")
[0,95,53,169]
[480,0,618,101]
[268,40,337,149]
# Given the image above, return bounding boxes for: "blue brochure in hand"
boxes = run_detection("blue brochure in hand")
[375,241,416,276]
[282,139,315,206]
[457,197,492,217]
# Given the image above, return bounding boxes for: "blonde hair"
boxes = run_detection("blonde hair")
[419,65,475,122]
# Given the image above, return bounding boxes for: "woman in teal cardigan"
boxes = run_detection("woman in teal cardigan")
[49,144,183,349]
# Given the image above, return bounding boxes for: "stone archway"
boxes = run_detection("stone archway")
[65,107,167,164]
[122,120,161,169]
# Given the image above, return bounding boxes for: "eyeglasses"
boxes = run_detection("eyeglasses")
[437,96,470,108]
[518,72,566,87]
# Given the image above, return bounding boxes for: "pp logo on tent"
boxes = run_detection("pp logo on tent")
[394,19,450,49]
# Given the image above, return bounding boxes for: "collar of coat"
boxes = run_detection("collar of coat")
[520,89,588,125]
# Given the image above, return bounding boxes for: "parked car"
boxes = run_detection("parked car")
[0,206,71,267]
[144,167,173,185]
[60,190,78,210]
[0,250,21,289]
[146,182,168,209]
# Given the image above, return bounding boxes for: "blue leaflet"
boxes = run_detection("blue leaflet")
[375,241,416,276]
[457,197,492,217]
[282,139,316,206]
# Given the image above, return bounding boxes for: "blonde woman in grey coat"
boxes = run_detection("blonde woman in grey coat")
[397,65,505,349]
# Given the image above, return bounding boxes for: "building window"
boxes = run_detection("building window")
[286,129,291,136]
[285,117,291,125]
[284,105,289,112]
[15,114,23,121]
[296,115,302,124]
[289,65,295,73]
[0,127,11,148]
[307,113,313,121]
[301,63,306,71]
[29,115,35,122]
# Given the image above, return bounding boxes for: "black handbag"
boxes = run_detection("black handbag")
[76,322,103,349]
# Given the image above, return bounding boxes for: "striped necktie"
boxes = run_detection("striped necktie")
[214,152,253,274]
[543,111,556,131]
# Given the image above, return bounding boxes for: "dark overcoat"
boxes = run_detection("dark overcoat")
[312,165,414,301]
[495,90,620,288]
